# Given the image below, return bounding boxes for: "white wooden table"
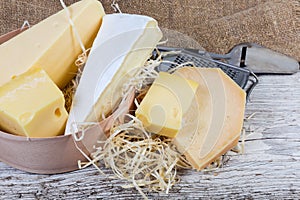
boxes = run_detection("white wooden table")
[0,72,299,199]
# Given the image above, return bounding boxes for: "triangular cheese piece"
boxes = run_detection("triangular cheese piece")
[65,14,162,135]
[174,67,246,170]
[172,68,213,156]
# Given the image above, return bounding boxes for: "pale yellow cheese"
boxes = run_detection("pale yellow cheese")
[135,72,199,138]
[174,67,246,170]
[0,68,68,138]
[0,0,105,88]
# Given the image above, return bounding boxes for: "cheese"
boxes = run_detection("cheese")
[172,68,213,154]
[0,0,105,88]
[0,68,68,138]
[135,72,199,137]
[65,13,162,135]
[174,67,246,170]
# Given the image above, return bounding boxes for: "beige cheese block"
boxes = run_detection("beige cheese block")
[172,68,213,155]
[0,68,68,138]
[135,72,199,138]
[174,67,246,170]
[0,0,105,88]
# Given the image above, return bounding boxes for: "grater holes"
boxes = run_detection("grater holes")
[175,56,186,64]
[174,55,195,67]
[159,52,248,88]
[220,67,239,80]
[182,55,208,68]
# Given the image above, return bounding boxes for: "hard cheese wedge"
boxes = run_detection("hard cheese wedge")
[0,68,68,138]
[172,68,213,155]
[174,67,246,170]
[0,0,105,88]
[65,13,162,135]
[135,72,199,137]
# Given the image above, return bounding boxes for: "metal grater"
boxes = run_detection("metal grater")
[153,47,258,98]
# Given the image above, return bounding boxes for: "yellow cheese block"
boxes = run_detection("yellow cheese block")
[135,72,199,138]
[174,67,246,170]
[0,0,105,88]
[0,68,68,138]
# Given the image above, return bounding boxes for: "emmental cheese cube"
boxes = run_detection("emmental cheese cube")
[0,68,68,138]
[0,0,105,88]
[135,72,199,138]
[174,67,246,170]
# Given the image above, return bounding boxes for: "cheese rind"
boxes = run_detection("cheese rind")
[135,72,199,138]
[0,68,68,138]
[174,67,246,170]
[65,13,162,135]
[0,0,105,88]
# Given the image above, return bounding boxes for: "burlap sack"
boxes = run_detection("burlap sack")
[0,0,299,60]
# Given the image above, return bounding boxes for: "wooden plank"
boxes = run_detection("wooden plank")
[0,73,300,199]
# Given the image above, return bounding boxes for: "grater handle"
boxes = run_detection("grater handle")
[203,52,232,60]
[244,71,259,101]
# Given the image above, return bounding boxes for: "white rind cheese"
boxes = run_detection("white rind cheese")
[65,14,162,135]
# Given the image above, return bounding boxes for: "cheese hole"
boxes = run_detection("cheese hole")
[54,108,62,117]
[11,75,17,80]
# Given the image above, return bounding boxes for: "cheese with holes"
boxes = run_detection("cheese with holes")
[0,0,105,88]
[65,13,162,135]
[135,72,199,137]
[0,68,68,138]
[174,67,246,170]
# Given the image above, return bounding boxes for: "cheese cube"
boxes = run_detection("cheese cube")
[0,0,105,88]
[174,67,246,170]
[135,72,199,138]
[0,68,68,138]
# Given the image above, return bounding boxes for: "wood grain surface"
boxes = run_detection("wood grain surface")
[0,72,299,199]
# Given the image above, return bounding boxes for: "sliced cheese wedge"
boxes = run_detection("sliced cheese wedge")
[65,14,162,135]
[0,68,68,138]
[174,67,246,170]
[0,0,105,88]
[135,72,199,138]
[172,68,213,155]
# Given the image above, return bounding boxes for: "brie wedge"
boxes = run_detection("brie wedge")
[65,14,162,135]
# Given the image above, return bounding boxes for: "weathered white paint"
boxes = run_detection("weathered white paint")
[0,72,299,199]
